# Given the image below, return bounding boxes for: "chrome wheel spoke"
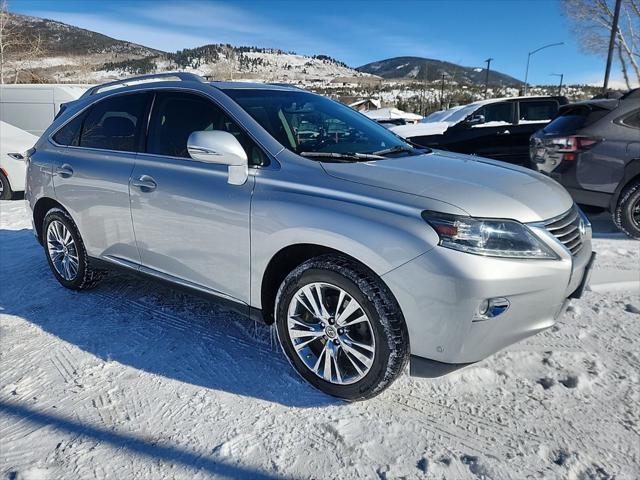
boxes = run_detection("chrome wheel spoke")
[287,282,376,386]
[341,314,368,327]
[341,340,374,369]
[335,298,360,326]
[342,336,375,353]
[300,285,324,319]
[322,344,333,381]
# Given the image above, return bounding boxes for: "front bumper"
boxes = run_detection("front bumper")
[383,226,593,367]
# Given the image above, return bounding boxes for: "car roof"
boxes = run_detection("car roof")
[211,81,303,92]
[465,95,566,108]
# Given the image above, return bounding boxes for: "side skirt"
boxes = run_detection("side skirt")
[89,256,266,324]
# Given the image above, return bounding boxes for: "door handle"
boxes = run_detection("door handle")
[497,129,511,135]
[132,175,157,192]
[55,164,74,178]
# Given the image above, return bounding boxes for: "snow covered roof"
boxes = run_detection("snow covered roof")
[349,98,382,109]
[363,107,422,121]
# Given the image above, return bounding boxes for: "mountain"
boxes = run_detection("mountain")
[3,13,367,84]
[8,14,161,57]
[357,56,523,86]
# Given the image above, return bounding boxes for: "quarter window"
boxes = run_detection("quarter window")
[519,100,558,122]
[146,91,266,165]
[79,93,149,152]
[52,111,86,146]
[621,110,640,129]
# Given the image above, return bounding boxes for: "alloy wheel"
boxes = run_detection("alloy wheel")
[46,220,80,281]
[632,198,640,229]
[287,282,376,385]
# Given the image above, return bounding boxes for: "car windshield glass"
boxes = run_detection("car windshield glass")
[222,88,413,157]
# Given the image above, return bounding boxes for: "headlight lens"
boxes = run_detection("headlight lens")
[422,211,558,259]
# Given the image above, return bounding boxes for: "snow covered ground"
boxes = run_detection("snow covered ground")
[1,200,638,479]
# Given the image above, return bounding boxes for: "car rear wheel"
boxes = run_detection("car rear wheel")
[275,254,409,400]
[0,171,13,200]
[43,209,105,290]
[613,180,640,239]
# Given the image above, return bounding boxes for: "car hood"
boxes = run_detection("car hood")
[321,150,573,223]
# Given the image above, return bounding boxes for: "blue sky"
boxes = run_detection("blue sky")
[9,0,626,86]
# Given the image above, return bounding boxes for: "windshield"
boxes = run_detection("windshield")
[222,88,411,157]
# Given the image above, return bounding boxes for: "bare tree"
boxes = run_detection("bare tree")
[562,0,640,89]
[0,0,45,84]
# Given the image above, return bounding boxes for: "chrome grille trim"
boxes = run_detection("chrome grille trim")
[543,205,584,256]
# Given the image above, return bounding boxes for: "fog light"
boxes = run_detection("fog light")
[474,297,510,321]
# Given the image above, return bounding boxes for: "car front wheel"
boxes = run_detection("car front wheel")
[275,254,409,400]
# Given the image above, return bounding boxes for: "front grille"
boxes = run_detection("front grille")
[544,206,584,256]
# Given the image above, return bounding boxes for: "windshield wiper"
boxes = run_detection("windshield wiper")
[372,145,415,156]
[299,151,385,162]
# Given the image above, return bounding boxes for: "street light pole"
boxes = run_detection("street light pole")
[484,57,493,99]
[550,73,564,96]
[523,42,564,96]
[603,0,622,93]
[440,73,447,109]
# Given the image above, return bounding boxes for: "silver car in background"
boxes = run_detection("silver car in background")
[25,73,594,400]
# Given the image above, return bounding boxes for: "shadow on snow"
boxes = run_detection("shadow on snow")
[0,228,337,409]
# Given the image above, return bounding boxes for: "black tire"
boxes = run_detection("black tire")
[613,180,640,239]
[43,208,105,290]
[0,171,13,200]
[274,254,409,401]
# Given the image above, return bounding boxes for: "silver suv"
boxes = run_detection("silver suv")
[26,73,595,400]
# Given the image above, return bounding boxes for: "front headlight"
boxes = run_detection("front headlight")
[422,211,558,259]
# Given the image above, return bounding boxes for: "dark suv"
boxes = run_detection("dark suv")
[530,89,640,238]
[392,96,568,165]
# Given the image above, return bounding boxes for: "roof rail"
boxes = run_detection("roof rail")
[267,82,304,90]
[81,72,205,98]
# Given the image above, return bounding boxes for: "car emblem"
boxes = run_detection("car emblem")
[578,218,586,237]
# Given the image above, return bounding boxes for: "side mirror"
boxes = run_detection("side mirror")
[466,114,485,126]
[187,130,248,185]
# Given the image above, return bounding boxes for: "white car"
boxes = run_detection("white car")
[0,121,38,199]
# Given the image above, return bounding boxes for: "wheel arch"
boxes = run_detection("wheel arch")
[32,197,67,245]
[610,159,640,211]
[260,243,395,325]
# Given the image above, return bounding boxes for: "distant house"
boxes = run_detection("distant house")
[349,98,382,112]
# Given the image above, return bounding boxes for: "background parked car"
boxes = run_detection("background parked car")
[0,84,89,136]
[530,89,640,239]
[391,96,568,165]
[0,121,38,199]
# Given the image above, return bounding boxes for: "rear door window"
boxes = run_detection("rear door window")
[79,93,149,152]
[473,102,513,126]
[518,100,558,122]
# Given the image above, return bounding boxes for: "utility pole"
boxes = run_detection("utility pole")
[551,73,564,96]
[484,58,493,99]
[603,0,622,94]
[524,42,564,96]
[440,73,447,109]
